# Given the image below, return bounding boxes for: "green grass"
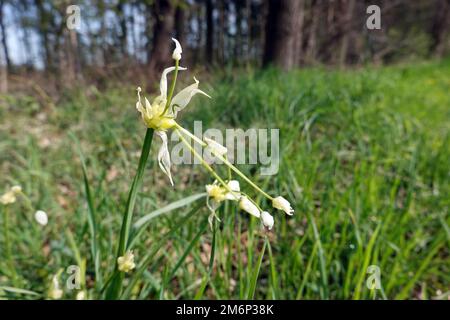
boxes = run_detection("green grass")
[0,59,449,299]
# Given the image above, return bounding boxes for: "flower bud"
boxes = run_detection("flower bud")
[272,196,294,215]
[261,211,274,230]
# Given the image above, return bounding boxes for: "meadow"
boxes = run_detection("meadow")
[0,59,449,299]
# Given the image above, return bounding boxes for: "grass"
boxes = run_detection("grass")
[0,58,449,299]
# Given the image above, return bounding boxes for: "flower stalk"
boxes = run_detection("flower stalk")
[105,128,154,299]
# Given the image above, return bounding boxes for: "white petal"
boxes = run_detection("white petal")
[272,196,294,215]
[224,180,240,200]
[160,66,187,101]
[204,137,228,157]
[136,87,147,117]
[172,38,182,60]
[239,197,260,218]
[170,77,211,117]
[261,211,274,230]
[156,131,174,186]
[11,185,22,193]
[227,180,240,192]
[34,210,48,226]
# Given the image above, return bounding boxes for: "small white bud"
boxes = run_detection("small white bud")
[239,196,260,218]
[34,210,48,226]
[272,196,294,215]
[171,38,182,61]
[11,185,22,194]
[261,211,274,230]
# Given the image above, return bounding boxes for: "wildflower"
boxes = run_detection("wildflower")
[261,211,274,230]
[136,40,210,185]
[11,185,22,193]
[272,196,294,215]
[239,196,260,218]
[0,185,22,205]
[48,275,63,300]
[206,180,240,211]
[133,38,294,232]
[172,38,182,61]
[34,210,48,226]
[76,291,86,300]
[117,250,136,273]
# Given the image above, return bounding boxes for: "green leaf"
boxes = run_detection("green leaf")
[247,237,267,300]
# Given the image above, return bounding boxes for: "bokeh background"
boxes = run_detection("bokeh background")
[0,0,449,300]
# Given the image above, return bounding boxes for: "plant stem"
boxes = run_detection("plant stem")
[213,153,274,201]
[3,206,18,285]
[176,123,273,201]
[175,129,237,198]
[105,128,154,299]
[162,60,179,115]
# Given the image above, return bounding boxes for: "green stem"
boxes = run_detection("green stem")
[214,152,273,201]
[176,123,272,201]
[175,129,237,198]
[3,206,18,285]
[162,60,179,115]
[105,128,154,299]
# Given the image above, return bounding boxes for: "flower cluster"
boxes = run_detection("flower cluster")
[117,250,136,273]
[135,38,294,231]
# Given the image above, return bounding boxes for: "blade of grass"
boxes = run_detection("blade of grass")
[247,237,267,300]
[194,220,217,299]
[119,203,203,299]
[266,238,279,299]
[105,128,154,299]
[353,224,381,300]
[308,211,328,299]
[159,219,208,299]
[70,132,102,289]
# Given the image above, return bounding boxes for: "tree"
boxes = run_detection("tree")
[0,0,10,71]
[430,0,450,57]
[205,0,214,62]
[263,0,303,69]
[148,0,176,79]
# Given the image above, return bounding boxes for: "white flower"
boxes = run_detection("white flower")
[170,77,211,118]
[225,180,240,200]
[206,180,240,202]
[272,196,294,215]
[206,180,240,213]
[136,66,210,186]
[76,291,86,300]
[48,275,63,299]
[34,210,48,226]
[172,38,182,61]
[204,137,228,157]
[239,196,260,218]
[1,190,16,205]
[261,211,274,230]
[118,250,136,273]
[156,131,174,186]
[11,185,22,193]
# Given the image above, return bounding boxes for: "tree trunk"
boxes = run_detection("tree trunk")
[339,0,356,66]
[263,0,302,70]
[175,2,186,46]
[148,0,176,80]
[0,0,10,71]
[304,0,320,65]
[205,0,214,62]
[116,1,128,58]
[430,0,450,57]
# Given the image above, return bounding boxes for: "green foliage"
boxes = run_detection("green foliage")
[0,59,449,299]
